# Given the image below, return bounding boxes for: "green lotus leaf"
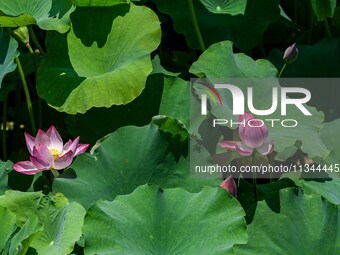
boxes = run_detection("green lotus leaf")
[159,77,190,128]
[0,206,16,252]
[0,0,75,33]
[151,55,180,76]
[189,40,329,160]
[30,203,86,255]
[0,160,11,194]
[320,117,340,166]
[83,185,247,255]
[235,188,340,254]
[53,125,221,209]
[294,179,340,205]
[37,4,161,114]
[0,29,19,88]
[199,0,247,15]
[0,191,86,255]
[8,216,42,255]
[310,0,336,21]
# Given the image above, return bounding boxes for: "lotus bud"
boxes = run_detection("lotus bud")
[220,177,237,196]
[13,26,30,46]
[283,43,299,64]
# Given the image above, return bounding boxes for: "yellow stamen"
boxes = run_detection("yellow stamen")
[49,148,60,161]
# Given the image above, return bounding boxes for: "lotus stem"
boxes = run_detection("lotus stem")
[278,63,286,78]
[15,56,36,134]
[187,0,206,52]
[28,25,45,55]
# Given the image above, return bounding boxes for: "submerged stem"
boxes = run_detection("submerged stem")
[15,56,36,133]
[187,0,206,52]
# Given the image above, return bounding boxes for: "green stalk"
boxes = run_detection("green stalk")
[252,152,258,202]
[15,56,36,133]
[20,235,33,255]
[278,63,286,78]
[28,25,45,54]
[51,169,60,178]
[2,100,8,160]
[26,28,42,127]
[187,0,206,52]
[27,44,34,54]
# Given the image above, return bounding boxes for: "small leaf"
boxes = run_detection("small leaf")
[294,179,340,205]
[310,0,336,21]
[0,0,75,33]
[0,206,16,252]
[0,29,19,88]
[30,203,86,255]
[9,216,42,255]
[0,160,11,194]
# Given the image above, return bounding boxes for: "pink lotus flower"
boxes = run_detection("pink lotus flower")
[13,126,89,175]
[219,113,274,156]
[220,177,237,196]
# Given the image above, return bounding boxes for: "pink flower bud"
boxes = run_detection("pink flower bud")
[283,43,299,64]
[220,177,237,196]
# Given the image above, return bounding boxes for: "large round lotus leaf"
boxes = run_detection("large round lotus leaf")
[53,125,169,209]
[37,4,161,114]
[199,0,247,15]
[0,29,19,88]
[83,185,247,255]
[189,40,329,160]
[235,188,340,254]
[0,0,75,33]
[53,125,221,209]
